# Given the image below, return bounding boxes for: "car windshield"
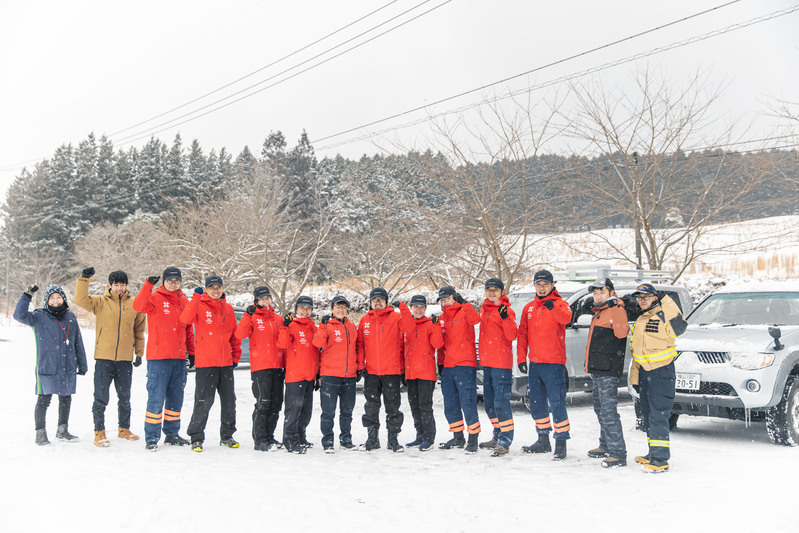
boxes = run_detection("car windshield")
[688,292,799,326]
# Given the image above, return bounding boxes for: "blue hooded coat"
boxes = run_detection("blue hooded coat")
[14,291,88,395]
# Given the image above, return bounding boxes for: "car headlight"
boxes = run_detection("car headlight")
[728,352,775,370]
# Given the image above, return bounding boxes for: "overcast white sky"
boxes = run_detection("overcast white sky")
[1,0,797,199]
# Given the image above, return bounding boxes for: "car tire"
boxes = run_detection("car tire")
[766,376,799,446]
[669,412,679,430]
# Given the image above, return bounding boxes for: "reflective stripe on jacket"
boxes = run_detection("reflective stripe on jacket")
[628,295,686,385]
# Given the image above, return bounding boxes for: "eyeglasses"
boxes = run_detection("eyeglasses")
[636,295,655,301]
[164,279,181,285]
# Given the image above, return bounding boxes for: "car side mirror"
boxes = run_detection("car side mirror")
[769,326,785,351]
[574,314,592,328]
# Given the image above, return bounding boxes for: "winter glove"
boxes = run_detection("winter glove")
[542,300,554,310]
[133,356,142,367]
[498,304,509,319]
[606,299,617,308]
[194,287,204,295]
[518,362,528,374]
[453,293,465,304]
[437,365,444,379]
[81,267,95,278]
[314,376,321,391]
[78,369,87,376]
[146,276,160,285]
[400,374,406,387]
[246,305,256,316]
[283,313,294,327]
[357,369,367,382]
[632,384,640,394]
[26,284,39,294]
[431,314,440,324]
[391,300,400,308]
[232,362,238,369]
[321,315,331,325]
[187,354,195,368]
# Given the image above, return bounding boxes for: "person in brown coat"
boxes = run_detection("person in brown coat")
[76,268,146,447]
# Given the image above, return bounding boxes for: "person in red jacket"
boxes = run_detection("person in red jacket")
[313,295,360,453]
[437,285,482,454]
[133,267,196,451]
[517,269,573,460]
[277,295,318,454]
[403,294,444,452]
[357,287,414,452]
[180,275,242,452]
[235,286,285,452]
[478,278,518,456]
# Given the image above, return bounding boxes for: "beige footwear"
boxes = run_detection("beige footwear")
[118,428,140,441]
[94,430,110,447]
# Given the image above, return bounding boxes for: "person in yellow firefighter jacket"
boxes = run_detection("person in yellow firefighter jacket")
[628,283,687,474]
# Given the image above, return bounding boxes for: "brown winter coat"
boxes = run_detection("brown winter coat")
[75,277,146,361]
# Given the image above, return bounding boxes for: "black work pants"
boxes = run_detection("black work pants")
[362,374,403,437]
[407,378,436,443]
[92,359,133,431]
[187,366,236,443]
[282,380,314,451]
[35,394,71,430]
[251,368,284,446]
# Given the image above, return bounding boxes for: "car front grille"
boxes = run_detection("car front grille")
[677,381,738,396]
[695,351,730,364]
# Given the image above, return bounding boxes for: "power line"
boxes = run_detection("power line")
[313,1,799,151]
[108,0,400,138]
[113,0,451,146]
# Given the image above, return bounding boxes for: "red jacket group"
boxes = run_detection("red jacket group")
[478,296,517,369]
[439,302,480,368]
[403,316,444,381]
[313,317,360,378]
[277,316,319,383]
[180,292,241,368]
[235,306,285,373]
[132,280,195,360]
[517,289,572,365]
[357,304,414,376]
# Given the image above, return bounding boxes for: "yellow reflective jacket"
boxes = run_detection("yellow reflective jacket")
[628,295,686,385]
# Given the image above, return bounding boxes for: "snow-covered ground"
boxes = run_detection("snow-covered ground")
[1,322,797,532]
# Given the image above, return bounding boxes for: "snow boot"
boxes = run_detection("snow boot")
[642,458,669,473]
[164,435,190,446]
[479,437,498,449]
[388,435,404,453]
[145,442,158,452]
[587,447,609,458]
[118,427,139,441]
[220,438,240,448]
[522,433,551,454]
[191,441,203,453]
[553,439,567,461]
[419,441,433,452]
[491,445,510,457]
[35,429,50,446]
[56,424,78,442]
[601,456,627,468]
[360,427,380,451]
[340,442,356,451]
[254,441,273,452]
[323,445,335,454]
[299,439,314,449]
[464,433,479,455]
[94,430,110,448]
[635,454,651,465]
[439,431,466,450]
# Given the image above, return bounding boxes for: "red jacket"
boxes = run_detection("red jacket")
[235,306,285,372]
[357,304,414,376]
[313,317,359,378]
[180,292,241,368]
[517,289,572,365]
[439,302,480,368]
[479,296,517,369]
[277,317,319,383]
[132,281,195,360]
[403,316,444,381]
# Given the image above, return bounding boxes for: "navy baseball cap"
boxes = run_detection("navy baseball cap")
[436,286,456,301]
[253,286,271,300]
[162,267,182,281]
[533,270,554,283]
[205,275,223,288]
[369,287,389,301]
[631,283,657,297]
[409,295,427,306]
[484,278,505,290]
[330,295,350,308]
[295,295,313,308]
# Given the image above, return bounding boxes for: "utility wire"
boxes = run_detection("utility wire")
[113,0,450,146]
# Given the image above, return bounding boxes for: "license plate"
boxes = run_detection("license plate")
[676,373,701,391]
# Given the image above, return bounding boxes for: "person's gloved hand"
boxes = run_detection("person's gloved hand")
[187,354,195,368]
[246,305,256,316]
[453,293,465,304]
[632,384,640,394]
[542,300,554,310]
[518,362,528,374]
[314,377,321,391]
[194,287,204,295]
[81,267,95,278]
[321,315,331,325]
[26,285,39,294]
[498,304,509,319]
[400,374,406,387]
[431,315,439,324]
[357,369,367,382]
[146,276,160,285]
[283,313,294,327]
[133,356,142,367]
[232,362,238,369]
[392,301,400,308]
[607,299,617,308]
[437,365,444,379]
[78,368,87,376]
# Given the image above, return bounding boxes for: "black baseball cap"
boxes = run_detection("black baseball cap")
[631,283,658,297]
[409,295,427,306]
[330,295,350,308]
[533,270,554,283]
[295,295,314,308]
[436,286,456,301]
[205,275,223,288]
[369,287,389,301]
[485,278,504,290]
[253,286,271,300]
[162,266,182,281]
[589,278,615,291]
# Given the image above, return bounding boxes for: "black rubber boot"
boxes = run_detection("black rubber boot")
[522,433,551,453]
[35,429,50,446]
[56,424,78,442]
[388,435,404,453]
[464,433,479,454]
[553,439,567,461]
[439,431,466,449]
[361,427,381,451]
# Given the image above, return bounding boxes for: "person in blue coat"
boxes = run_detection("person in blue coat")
[14,284,88,445]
